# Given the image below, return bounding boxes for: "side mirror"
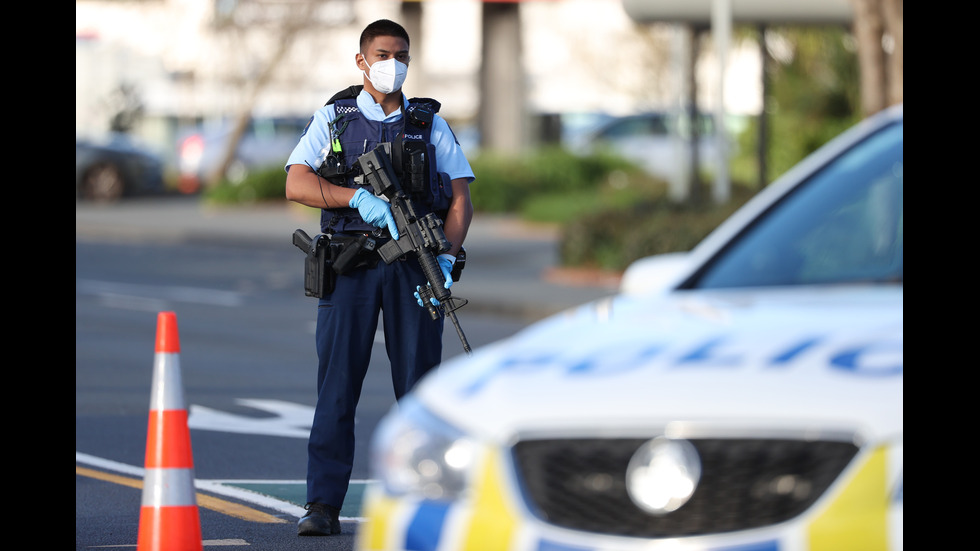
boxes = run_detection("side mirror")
[619,252,690,296]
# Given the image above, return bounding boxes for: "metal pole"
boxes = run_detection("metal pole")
[711,0,731,203]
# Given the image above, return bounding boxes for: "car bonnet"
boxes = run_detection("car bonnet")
[414,285,903,444]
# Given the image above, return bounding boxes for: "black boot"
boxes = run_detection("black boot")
[297,502,341,536]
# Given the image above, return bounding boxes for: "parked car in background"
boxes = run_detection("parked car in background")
[175,116,309,193]
[357,105,903,551]
[75,133,166,202]
[570,111,734,182]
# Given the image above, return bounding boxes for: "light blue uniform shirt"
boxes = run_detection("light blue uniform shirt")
[286,90,475,184]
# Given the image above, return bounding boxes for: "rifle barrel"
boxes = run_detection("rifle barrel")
[447,310,472,355]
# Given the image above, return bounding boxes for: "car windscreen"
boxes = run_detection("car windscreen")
[688,120,903,289]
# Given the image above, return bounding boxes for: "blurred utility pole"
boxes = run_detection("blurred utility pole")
[400,1,422,58]
[711,0,731,204]
[755,24,771,189]
[479,1,526,155]
[685,27,705,206]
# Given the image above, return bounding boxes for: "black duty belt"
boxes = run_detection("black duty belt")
[329,231,412,273]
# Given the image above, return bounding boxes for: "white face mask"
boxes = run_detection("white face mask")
[362,57,408,94]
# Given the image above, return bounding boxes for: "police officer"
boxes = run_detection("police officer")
[284,19,475,536]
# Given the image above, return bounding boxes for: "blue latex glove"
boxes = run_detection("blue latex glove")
[414,285,436,307]
[349,188,400,240]
[414,254,455,307]
[436,254,455,289]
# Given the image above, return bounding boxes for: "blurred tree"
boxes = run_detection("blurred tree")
[105,83,145,134]
[852,0,902,115]
[204,0,354,188]
[754,25,862,180]
[749,0,900,187]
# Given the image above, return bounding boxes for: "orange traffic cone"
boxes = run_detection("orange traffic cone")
[137,311,203,551]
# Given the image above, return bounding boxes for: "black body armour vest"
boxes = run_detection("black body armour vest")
[317,85,453,235]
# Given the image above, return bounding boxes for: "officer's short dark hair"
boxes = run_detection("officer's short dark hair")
[360,19,410,52]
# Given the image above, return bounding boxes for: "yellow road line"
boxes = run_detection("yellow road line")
[76,465,287,524]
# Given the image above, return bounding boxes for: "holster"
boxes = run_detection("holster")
[303,234,335,298]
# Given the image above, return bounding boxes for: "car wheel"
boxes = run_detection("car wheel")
[83,163,125,202]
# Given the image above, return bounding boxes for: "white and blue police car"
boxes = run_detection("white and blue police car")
[356,104,903,551]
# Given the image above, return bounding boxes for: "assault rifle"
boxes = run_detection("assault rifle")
[356,145,472,354]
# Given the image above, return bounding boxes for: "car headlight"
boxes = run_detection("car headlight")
[370,396,477,501]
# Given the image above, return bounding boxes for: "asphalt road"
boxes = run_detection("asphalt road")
[76,195,618,550]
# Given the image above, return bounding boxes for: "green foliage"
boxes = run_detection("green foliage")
[468,147,642,214]
[203,164,286,204]
[559,185,755,271]
[770,26,860,118]
[468,146,755,271]
[756,25,863,180]
[520,179,659,224]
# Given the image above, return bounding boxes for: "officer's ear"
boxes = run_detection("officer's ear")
[355,53,366,69]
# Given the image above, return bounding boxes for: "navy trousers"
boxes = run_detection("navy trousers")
[307,257,444,509]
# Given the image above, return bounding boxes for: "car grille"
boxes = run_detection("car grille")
[511,437,859,537]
